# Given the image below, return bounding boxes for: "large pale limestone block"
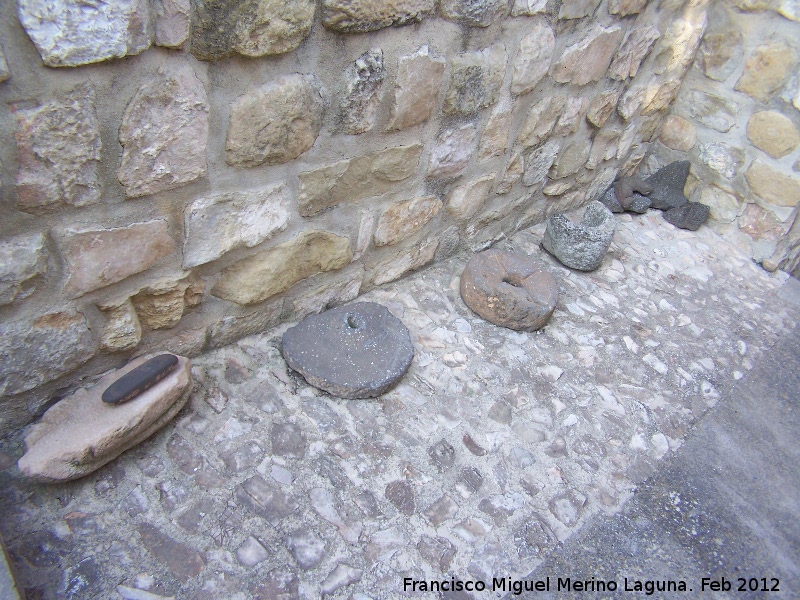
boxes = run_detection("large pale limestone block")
[154,0,190,48]
[0,45,10,82]
[478,98,512,160]
[558,0,601,19]
[549,141,590,179]
[517,96,566,149]
[208,300,283,348]
[14,82,101,213]
[586,89,621,128]
[373,239,438,285]
[553,98,587,137]
[290,266,365,319]
[212,231,352,305]
[374,196,442,246]
[511,21,555,96]
[17,353,191,482]
[683,89,738,133]
[97,299,142,352]
[439,0,509,26]
[701,186,741,223]
[18,0,151,67]
[322,0,434,33]
[735,40,798,103]
[586,128,620,169]
[191,0,314,59]
[386,46,445,131]
[299,145,422,216]
[746,111,800,159]
[447,174,496,219]
[0,232,47,306]
[428,125,479,179]
[654,8,707,75]
[445,44,507,115]
[341,49,385,135]
[608,26,660,81]
[511,0,547,15]
[118,63,208,198]
[608,0,646,15]
[746,161,800,207]
[697,31,743,82]
[550,25,622,86]
[659,115,696,152]
[60,220,176,298]
[498,150,523,193]
[131,275,203,330]
[698,143,745,180]
[777,0,800,20]
[184,184,290,268]
[226,74,323,168]
[0,312,96,397]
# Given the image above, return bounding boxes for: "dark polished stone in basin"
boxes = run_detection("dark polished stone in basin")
[281,302,414,399]
[101,353,179,404]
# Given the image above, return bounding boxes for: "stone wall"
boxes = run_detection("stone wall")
[649,0,800,273]
[0,0,706,428]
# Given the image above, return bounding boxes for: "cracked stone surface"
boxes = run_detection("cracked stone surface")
[0,210,795,598]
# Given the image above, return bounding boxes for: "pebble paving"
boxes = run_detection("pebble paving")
[0,210,795,599]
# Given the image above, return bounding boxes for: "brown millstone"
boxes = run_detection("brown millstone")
[460,249,558,332]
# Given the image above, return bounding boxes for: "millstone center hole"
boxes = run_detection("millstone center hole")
[502,273,524,288]
[346,314,362,330]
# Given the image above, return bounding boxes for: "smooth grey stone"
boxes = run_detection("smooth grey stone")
[102,354,179,404]
[542,201,616,272]
[646,160,690,211]
[663,201,710,231]
[281,302,414,399]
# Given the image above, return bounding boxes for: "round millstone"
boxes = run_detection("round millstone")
[460,249,559,332]
[281,302,414,399]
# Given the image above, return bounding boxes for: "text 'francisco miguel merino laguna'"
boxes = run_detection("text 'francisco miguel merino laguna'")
[403,576,691,595]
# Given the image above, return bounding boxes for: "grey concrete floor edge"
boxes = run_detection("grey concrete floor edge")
[502,277,800,600]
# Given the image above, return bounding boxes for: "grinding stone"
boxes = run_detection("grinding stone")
[541,201,616,271]
[281,302,414,399]
[102,354,179,404]
[460,249,558,332]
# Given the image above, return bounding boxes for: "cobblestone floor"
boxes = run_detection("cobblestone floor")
[0,210,796,600]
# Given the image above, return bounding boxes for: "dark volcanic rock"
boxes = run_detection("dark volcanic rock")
[599,177,652,214]
[281,302,414,399]
[646,160,690,211]
[460,249,558,332]
[542,201,616,271]
[663,202,710,231]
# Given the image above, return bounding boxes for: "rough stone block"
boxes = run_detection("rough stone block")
[428,125,479,179]
[208,300,283,348]
[608,0,646,15]
[154,0,190,48]
[523,140,560,187]
[373,238,438,285]
[550,25,622,86]
[374,196,442,246]
[14,82,101,213]
[511,0,547,15]
[735,40,798,103]
[322,0,433,32]
[341,49,385,135]
[226,74,323,168]
[558,0,601,19]
[131,275,203,330]
[586,89,620,128]
[549,141,590,179]
[511,21,555,96]
[608,26,660,81]
[212,231,352,305]
[444,44,507,115]
[290,266,364,318]
[0,311,96,397]
[517,95,565,149]
[701,186,741,223]
[118,63,208,198]
[299,145,422,216]
[745,161,800,207]
[659,115,696,152]
[746,111,800,159]
[777,0,800,20]
[97,298,142,352]
[0,44,10,82]
[0,232,47,306]
[697,31,743,82]
[478,98,512,160]
[191,0,314,59]
[698,143,744,180]
[184,184,290,268]
[386,46,445,131]
[542,201,616,271]
[60,220,175,298]
[553,97,586,137]
[683,89,738,133]
[439,0,509,26]
[18,0,152,67]
[447,174,496,219]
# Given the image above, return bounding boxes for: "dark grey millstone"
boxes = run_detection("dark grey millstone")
[541,201,616,271]
[663,201,710,231]
[281,302,414,399]
[646,160,690,211]
[102,354,179,404]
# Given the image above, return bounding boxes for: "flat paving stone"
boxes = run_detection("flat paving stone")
[0,208,797,599]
